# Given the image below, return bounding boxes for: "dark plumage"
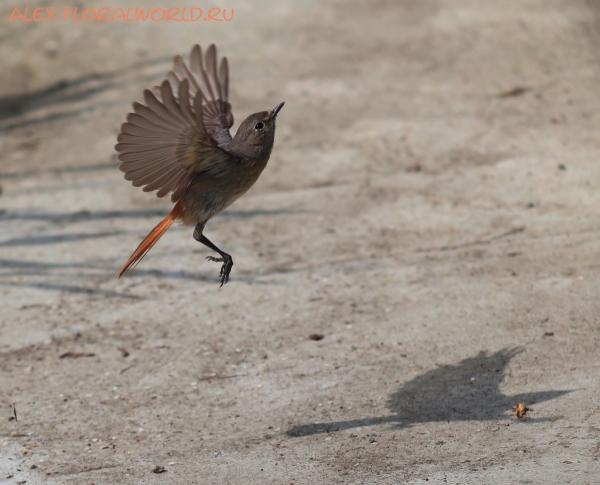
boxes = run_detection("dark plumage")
[115,44,284,285]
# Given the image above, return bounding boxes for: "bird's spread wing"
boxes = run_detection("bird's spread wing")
[115,78,230,202]
[151,44,234,146]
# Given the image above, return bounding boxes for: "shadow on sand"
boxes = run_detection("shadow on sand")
[0,55,172,131]
[287,348,575,436]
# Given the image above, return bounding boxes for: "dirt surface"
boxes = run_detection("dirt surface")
[1,1,600,483]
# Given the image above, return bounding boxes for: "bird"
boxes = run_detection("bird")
[114,44,284,286]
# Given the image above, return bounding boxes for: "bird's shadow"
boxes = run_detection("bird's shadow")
[287,348,575,436]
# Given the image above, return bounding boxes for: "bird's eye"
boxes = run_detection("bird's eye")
[254,122,265,131]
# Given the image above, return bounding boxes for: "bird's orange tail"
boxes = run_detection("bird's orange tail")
[116,200,184,278]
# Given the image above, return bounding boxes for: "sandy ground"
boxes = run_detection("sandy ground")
[1,0,600,483]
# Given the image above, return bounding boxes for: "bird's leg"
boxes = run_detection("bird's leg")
[193,224,233,287]
[202,237,234,286]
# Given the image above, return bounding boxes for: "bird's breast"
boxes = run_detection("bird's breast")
[182,159,268,224]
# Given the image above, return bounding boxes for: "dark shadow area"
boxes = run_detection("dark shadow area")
[0,257,107,272]
[0,104,100,132]
[0,55,172,121]
[584,0,600,66]
[287,348,575,436]
[0,258,141,298]
[0,280,141,299]
[0,266,272,295]
[0,208,309,223]
[0,55,175,132]
[0,231,121,247]
[0,205,310,292]
[0,208,169,222]
[0,160,119,180]
[0,254,276,289]
[125,267,270,285]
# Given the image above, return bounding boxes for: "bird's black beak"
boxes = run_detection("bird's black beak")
[269,102,285,119]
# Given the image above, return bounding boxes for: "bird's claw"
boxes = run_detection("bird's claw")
[206,255,233,286]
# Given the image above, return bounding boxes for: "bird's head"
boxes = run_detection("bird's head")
[231,102,284,159]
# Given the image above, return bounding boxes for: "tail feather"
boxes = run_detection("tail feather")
[116,200,184,278]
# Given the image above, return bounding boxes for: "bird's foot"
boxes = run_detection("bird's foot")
[206,254,233,287]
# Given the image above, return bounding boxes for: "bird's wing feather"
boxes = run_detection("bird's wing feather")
[151,44,234,146]
[116,78,231,202]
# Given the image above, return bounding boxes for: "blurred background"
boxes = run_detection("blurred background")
[1,1,599,483]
